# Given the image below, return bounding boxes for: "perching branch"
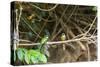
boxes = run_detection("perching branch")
[18,36,96,46]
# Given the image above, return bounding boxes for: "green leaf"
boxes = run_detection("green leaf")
[30,56,38,64]
[39,53,47,63]
[29,50,40,64]
[28,49,47,64]
[29,50,39,56]
[25,51,31,64]
[17,48,24,61]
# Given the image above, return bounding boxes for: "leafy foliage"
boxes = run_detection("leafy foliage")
[16,48,26,62]
[15,48,47,64]
[25,51,30,64]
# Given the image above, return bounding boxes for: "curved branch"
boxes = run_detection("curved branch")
[30,4,58,11]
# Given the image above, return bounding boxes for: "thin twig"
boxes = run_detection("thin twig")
[19,39,32,42]
[18,6,23,23]
[21,16,41,38]
[82,16,97,37]
[14,5,23,50]
[34,18,48,42]
[30,4,58,11]
[86,43,91,61]
[66,6,77,22]
[51,6,69,40]
[91,28,97,36]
